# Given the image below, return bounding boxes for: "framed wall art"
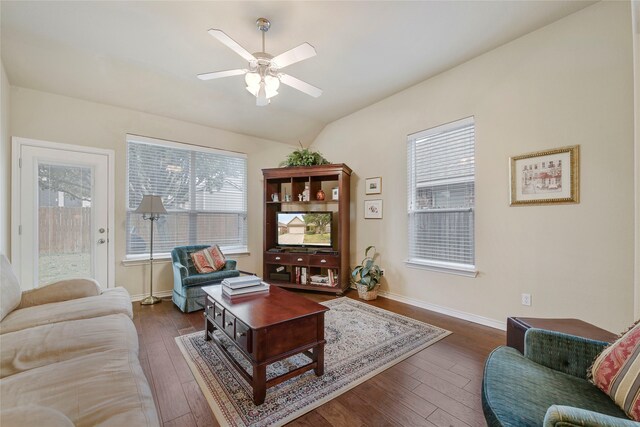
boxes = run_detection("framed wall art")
[364,199,383,219]
[365,177,382,195]
[510,145,579,206]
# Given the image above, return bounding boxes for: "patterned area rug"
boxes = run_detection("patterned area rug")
[176,297,451,427]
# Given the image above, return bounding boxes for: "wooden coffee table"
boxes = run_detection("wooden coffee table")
[202,285,329,405]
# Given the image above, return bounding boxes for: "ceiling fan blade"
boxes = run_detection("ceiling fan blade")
[197,69,247,80]
[208,29,256,62]
[279,74,322,98]
[272,43,316,69]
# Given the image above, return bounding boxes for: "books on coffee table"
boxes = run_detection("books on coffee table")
[222,279,270,297]
[222,275,262,289]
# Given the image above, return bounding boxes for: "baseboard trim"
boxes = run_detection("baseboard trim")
[130,290,173,302]
[377,290,506,331]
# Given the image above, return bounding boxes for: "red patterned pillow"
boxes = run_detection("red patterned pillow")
[590,321,640,420]
[191,246,226,273]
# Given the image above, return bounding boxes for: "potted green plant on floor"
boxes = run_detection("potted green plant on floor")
[351,246,383,300]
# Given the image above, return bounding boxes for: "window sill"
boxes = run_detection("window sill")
[122,250,251,266]
[405,259,478,278]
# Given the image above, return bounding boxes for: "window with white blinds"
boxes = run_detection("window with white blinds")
[407,117,476,275]
[126,135,247,257]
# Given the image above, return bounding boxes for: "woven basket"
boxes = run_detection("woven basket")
[356,283,380,301]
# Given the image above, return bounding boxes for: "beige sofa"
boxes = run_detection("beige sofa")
[0,254,159,426]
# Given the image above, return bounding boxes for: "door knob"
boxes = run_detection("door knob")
[97,239,106,244]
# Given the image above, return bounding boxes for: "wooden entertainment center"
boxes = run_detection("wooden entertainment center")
[262,164,351,295]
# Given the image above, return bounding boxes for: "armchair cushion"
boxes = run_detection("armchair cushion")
[191,245,226,273]
[0,254,21,322]
[525,328,608,379]
[544,405,640,427]
[182,268,240,287]
[590,321,640,420]
[18,278,101,309]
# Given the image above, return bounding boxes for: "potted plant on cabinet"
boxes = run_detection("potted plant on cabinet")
[279,142,330,167]
[351,246,383,300]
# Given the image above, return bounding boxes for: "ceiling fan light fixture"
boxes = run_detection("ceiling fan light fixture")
[256,83,269,106]
[199,18,321,106]
[245,72,261,87]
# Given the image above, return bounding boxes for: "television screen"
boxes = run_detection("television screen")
[276,211,332,247]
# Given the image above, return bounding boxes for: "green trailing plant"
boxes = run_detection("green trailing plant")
[351,246,383,291]
[280,142,330,167]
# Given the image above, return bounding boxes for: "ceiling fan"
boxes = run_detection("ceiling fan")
[197,18,322,106]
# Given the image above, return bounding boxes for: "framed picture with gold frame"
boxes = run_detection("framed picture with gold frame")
[510,145,579,206]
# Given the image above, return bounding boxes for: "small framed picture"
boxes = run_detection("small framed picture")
[364,199,383,219]
[332,187,339,200]
[365,177,382,195]
[510,145,580,206]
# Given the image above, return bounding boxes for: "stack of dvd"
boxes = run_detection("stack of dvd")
[222,275,269,297]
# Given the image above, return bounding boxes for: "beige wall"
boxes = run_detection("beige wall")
[10,87,291,298]
[0,61,10,258]
[633,0,640,319]
[311,1,635,332]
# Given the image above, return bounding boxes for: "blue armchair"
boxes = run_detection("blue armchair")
[482,328,635,426]
[171,245,241,312]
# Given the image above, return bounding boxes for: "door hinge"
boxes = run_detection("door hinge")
[18,225,22,235]
[18,158,22,168]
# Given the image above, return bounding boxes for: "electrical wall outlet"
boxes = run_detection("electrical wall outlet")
[380,268,385,276]
[521,293,532,306]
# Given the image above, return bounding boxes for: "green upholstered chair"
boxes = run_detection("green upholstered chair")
[482,328,637,427]
[171,245,240,313]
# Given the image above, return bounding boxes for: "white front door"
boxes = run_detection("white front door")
[12,138,114,290]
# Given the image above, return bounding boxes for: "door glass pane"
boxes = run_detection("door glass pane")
[38,163,92,285]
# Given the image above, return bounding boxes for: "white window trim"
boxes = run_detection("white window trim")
[407,116,476,276]
[405,258,478,278]
[121,249,250,266]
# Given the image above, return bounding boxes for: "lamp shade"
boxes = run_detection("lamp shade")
[134,195,167,214]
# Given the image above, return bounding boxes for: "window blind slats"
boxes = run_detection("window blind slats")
[126,139,248,255]
[407,119,475,268]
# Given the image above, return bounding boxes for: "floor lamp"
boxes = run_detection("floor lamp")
[135,195,167,305]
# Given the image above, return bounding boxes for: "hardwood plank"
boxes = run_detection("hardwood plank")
[163,334,195,384]
[412,368,482,411]
[427,409,472,427]
[315,399,366,427]
[147,339,192,422]
[336,390,399,427]
[405,354,470,388]
[464,378,483,396]
[369,375,438,418]
[412,384,485,427]
[378,368,421,391]
[182,381,219,427]
[287,411,332,427]
[164,413,197,427]
[351,381,436,427]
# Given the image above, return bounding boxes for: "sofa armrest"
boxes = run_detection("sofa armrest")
[524,328,609,379]
[18,278,101,309]
[544,405,636,427]
[224,259,237,270]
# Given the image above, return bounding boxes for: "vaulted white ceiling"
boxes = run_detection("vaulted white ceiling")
[1,1,593,145]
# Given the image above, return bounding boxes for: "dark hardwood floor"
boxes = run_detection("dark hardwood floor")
[133,291,505,427]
